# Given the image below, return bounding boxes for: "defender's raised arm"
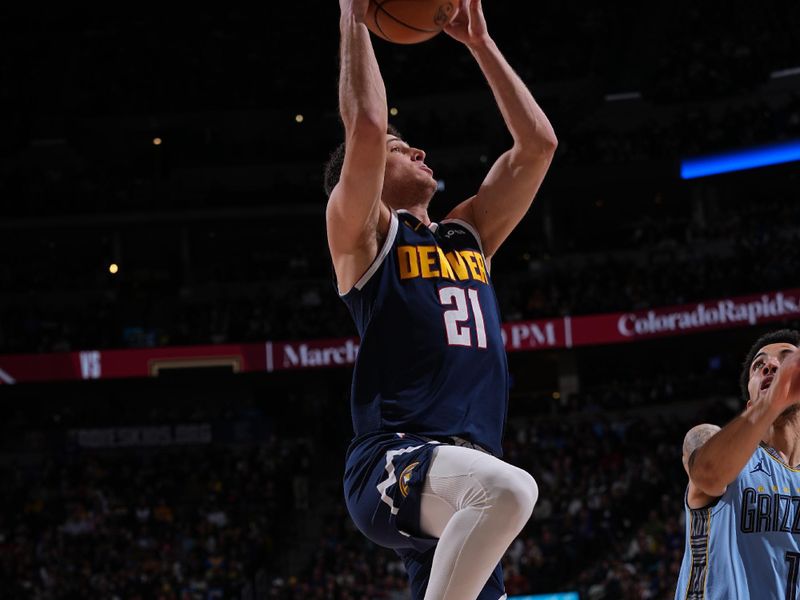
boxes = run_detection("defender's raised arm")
[684,346,800,506]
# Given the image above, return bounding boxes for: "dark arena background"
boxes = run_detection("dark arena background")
[2,3,800,599]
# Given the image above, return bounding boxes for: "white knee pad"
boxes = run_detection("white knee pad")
[480,462,538,530]
[418,446,539,600]
[420,445,537,538]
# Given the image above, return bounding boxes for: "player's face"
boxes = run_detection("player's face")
[747,342,798,403]
[383,135,437,205]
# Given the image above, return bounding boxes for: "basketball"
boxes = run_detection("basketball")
[366,0,461,45]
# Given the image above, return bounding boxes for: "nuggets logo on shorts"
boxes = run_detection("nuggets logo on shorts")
[399,462,419,497]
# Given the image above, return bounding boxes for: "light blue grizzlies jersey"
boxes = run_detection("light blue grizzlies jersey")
[340,209,508,456]
[675,443,800,600]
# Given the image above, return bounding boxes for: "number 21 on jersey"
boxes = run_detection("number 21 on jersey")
[438,286,487,348]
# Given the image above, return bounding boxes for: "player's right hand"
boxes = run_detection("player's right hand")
[444,0,489,47]
[340,0,369,23]
[767,349,800,413]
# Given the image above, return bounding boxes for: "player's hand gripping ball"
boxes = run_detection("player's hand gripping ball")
[365,0,461,44]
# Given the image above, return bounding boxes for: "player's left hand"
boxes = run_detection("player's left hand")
[444,0,490,47]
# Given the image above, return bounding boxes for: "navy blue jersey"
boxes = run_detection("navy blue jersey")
[340,209,508,456]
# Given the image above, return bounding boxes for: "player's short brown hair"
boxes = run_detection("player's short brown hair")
[323,124,403,197]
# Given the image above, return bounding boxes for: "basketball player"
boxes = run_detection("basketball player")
[325,0,556,598]
[675,329,800,599]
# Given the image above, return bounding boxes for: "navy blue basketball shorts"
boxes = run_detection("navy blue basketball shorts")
[343,432,505,599]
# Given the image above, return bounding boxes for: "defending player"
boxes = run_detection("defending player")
[325,0,557,598]
[676,329,800,599]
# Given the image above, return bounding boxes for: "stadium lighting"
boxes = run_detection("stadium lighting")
[770,66,800,79]
[680,139,800,179]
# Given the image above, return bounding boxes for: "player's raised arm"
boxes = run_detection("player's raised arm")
[327,0,392,292]
[443,0,557,259]
[685,348,800,504]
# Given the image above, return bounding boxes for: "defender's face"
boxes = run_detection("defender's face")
[747,342,797,403]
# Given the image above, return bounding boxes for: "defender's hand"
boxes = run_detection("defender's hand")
[444,0,489,47]
[767,349,800,414]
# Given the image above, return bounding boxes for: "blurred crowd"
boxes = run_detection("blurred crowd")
[2,4,799,356]
[264,394,736,599]
[497,194,800,320]
[1,186,798,354]
[1,396,731,600]
[0,436,312,599]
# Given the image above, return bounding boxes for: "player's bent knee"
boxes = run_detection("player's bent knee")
[484,467,538,529]
[520,470,539,511]
[506,470,537,525]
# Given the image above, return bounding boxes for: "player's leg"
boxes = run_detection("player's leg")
[395,547,434,600]
[396,547,505,600]
[417,445,537,600]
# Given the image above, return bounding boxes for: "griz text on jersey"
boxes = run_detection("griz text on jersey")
[740,486,800,534]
